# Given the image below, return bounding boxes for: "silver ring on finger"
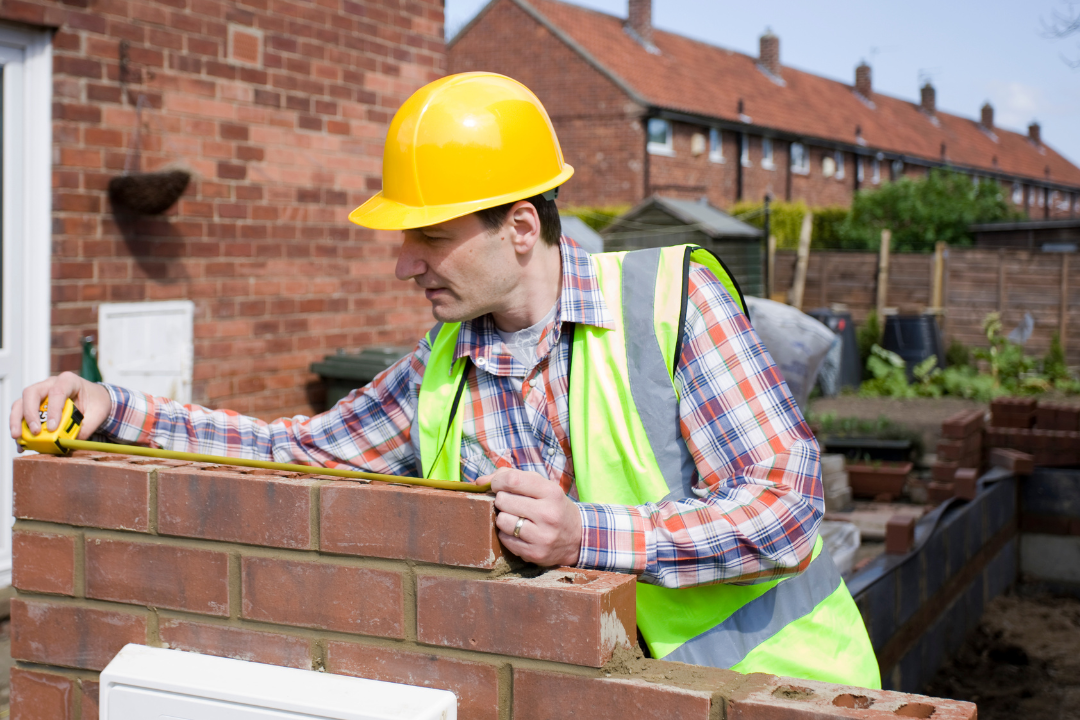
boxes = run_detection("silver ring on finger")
[513,516,526,538]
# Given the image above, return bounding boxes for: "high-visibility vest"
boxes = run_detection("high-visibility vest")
[416,245,880,688]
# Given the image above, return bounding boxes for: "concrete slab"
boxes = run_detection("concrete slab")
[1021,533,1080,583]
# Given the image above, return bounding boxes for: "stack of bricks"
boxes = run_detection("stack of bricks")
[986,398,1080,468]
[9,452,978,720]
[930,409,986,503]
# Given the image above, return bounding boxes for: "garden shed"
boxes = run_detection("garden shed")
[601,196,764,295]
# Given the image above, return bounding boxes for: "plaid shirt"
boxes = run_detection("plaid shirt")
[102,238,822,588]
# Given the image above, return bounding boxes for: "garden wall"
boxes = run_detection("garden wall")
[774,247,1080,365]
[8,452,978,720]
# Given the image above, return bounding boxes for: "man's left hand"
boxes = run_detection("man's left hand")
[485,467,582,567]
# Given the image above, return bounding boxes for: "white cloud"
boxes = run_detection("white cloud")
[987,81,1044,130]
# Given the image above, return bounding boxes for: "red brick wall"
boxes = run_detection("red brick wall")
[449,0,644,208]
[1,0,444,420]
[10,452,980,720]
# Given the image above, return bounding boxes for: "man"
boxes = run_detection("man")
[12,73,878,686]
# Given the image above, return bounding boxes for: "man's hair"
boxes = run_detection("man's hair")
[476,193,562,246]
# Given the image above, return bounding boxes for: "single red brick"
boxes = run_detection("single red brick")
[241,557,403,638]
[931,461,957,484]
[513,669,714,720]
[159,618,312,669]
[417,568,636,667]
[885,515,915,555]
[927,481,956,504]
[13,531,76,595]
[10,668,76,720]
[11,599,147,670]
[726,674,977,720]
[14,456,151,531]
[85,538,230,616]
[158,467,315,549]
[328,642,499,720]
[954,467,979,501]
[320,481,505,568]
[941,409,985,439]
[81,681,99,720]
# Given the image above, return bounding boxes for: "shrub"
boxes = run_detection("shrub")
[562,205,631,232]
[730,200,848,250]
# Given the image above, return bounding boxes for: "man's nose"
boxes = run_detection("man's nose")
[395,233,426,281]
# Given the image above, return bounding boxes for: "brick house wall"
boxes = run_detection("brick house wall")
[0,0,444,420]
[9,452,981,720]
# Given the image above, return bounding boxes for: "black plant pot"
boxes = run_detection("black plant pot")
[108,170,191,215]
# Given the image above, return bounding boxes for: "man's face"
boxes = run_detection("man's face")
[395,212,520,323]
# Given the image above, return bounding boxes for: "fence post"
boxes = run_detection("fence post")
[876,229,891,317]
[790,211,813,309]
[1062,254,1070,354]
[767,234,777,300]
[930,241,945,311]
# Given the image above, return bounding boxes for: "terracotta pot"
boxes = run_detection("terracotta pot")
[846,461,914,501]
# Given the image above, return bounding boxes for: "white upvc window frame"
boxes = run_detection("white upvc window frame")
[708,127,724,163]
[790,141,809,175]
[646,117,674,156]
[872,157,881,184]
[740,133,751,167]
[1012,182,1023,205]
[857,156,865,183]
[761,137,775,170]
[834,150,845,180]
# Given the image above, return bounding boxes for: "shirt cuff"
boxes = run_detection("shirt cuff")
[576,502,649,574]
[98,383,155,445]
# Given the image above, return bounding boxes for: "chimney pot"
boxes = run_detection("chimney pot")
[1029,121,1041,146]
[759,29,780,78]
[920,82,936,115]
[855,62,872,98]
[627,0,652,47]
[981,102,994,129]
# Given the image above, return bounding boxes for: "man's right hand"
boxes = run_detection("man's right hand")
[9,372,112,449]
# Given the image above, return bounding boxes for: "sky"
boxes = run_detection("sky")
[445,0,1080,166]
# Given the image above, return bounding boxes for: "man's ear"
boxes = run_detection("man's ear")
[505,200,542,256]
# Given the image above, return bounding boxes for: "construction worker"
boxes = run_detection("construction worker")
[12,73,878,687]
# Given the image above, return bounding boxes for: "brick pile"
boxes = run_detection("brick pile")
[0,0,444,419]
[10,452,977,719]
[930,409,986,503]
[986,398,1080,468]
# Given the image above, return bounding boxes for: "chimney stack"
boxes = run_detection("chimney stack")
[1029,121,1041,146]
[627,0,652,47]
[855,62,872,98]
[759,29,780,78]
[920,82,935,115]
[980,102,994,129]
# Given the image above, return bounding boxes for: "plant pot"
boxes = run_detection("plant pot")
[846,461,914,501]
[109,170,191,215]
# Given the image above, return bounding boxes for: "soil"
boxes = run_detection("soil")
[924,592,1080,720]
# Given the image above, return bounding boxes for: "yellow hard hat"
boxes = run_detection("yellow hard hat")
[348,72,574,230]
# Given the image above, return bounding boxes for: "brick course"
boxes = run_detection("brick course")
[11,452,978,720]
[2,0,445,420]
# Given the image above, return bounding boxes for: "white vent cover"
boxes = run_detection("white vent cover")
[100,644,456,720]
[98,301,194,404]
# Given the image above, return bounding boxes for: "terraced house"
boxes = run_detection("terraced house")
[450,0,1080,216]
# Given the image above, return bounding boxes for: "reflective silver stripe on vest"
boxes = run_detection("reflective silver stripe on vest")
[662,544,844,668]
[620,248,697,502]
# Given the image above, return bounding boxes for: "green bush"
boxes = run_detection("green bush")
[562,205,631,232]
[838,169,1022,253]
[730,200,848,250]
[856,311,882,368]
[945,338,971,368]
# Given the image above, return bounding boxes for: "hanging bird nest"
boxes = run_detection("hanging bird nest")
[108,170,191,215]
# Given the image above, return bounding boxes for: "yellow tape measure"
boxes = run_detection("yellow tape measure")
[18,398,490,493]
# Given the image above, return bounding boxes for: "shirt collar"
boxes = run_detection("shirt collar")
[452,235,614,372]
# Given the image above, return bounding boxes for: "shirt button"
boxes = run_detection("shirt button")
[529,376,538,388]
[547,446,557,456]
[475,357,486,367]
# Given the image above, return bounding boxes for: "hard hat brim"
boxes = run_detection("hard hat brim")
[348,165,574,231]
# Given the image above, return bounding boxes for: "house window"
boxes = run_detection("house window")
[740,134,751,167]
[1012,183,1023,205]
[647,118,674,156]
[1037,188,1046,207]
[709,128,724,163]
[872,158,881,184]
[790,142,809,174]
[891,159,904,179]
[835,151,845,180]
[1054,191,1069,212]
[857,156,865,183]
[761,138,775,169]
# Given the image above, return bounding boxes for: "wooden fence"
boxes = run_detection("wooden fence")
[773,248,1079,366]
